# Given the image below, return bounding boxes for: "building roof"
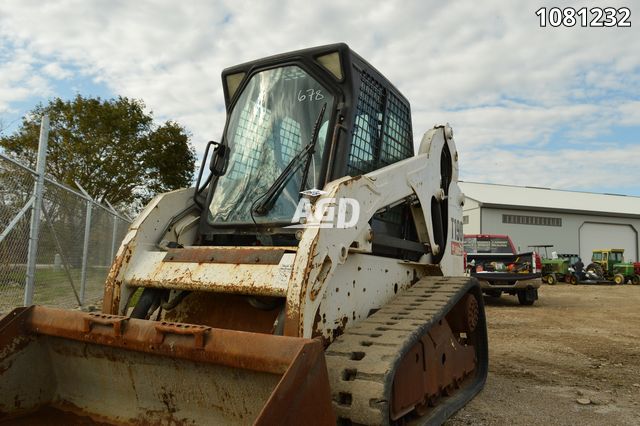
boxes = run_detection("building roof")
[459,181,640,218]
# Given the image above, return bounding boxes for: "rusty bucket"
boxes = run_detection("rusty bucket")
[0,307,335,425]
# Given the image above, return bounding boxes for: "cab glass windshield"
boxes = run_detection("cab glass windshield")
[208,66,333,224]
[611,251,623,262]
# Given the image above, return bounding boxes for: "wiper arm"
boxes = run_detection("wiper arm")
[253,103,327,216]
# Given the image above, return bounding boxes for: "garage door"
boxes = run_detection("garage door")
[579,223,638,262]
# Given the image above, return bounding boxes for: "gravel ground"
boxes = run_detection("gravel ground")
[447,283,640,426]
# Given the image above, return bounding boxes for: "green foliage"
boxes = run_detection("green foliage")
[0,95,196,207]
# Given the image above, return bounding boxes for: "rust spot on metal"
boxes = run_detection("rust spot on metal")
[310,256,332,302]
[160,387,177,414]
[0,402,114,425]
[285,233,320,337]
[82,313,129,339]
[446,294,480,335]
[390,298,478,421]
[0,308,33,365]
[254,338,336,425]
[163,246,292,265]
[154,321,211,348]
[312,308,323,339]
[102,245,132,314]
[332,316,348,340]
[10,306,317,374]
[163,293,282,335]
[129,273,287,298]
[0,306,335,425]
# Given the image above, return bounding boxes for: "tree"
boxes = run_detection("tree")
[0,95,196,208]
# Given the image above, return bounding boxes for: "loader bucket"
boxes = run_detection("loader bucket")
[0,306,335,425]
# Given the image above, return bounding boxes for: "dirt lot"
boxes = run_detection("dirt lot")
[448,283,640,425]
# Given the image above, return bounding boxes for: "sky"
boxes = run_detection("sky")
[0,0,639,196]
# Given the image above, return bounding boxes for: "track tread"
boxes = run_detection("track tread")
[325,276,485,425]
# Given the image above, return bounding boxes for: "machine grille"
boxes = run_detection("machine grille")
[347,71,413,176]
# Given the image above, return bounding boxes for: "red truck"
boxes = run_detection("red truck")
[464,234,542,305]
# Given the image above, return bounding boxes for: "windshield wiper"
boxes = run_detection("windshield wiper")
[253,103,327,216]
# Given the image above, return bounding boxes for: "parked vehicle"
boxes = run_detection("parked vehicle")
[559,253,580,267]
[531,245,580,285]
[465,235,542,305]
[569,249,640,285]
[529,245,568,285]
[0,44,488,425]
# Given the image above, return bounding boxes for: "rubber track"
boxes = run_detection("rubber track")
[324,276,487,425]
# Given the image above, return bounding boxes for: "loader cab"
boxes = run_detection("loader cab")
[198,43,421,259]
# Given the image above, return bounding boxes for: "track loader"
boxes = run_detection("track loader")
[0,43,488,425]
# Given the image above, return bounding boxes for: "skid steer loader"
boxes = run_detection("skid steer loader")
[0,43,488,425]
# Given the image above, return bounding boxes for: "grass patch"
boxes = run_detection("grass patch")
[0,266,110,313]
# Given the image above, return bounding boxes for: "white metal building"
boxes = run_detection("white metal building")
[459,182,640,263]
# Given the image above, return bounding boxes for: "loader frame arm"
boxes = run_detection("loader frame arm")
[103,125,465,343]
[285,125,465,337]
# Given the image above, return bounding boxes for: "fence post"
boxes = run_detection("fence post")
[79,201,93,305]
[24,115,49,306]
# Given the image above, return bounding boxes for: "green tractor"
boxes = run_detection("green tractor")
[530,245,575,285]
[586,249,640,285]
[542,258,568,285]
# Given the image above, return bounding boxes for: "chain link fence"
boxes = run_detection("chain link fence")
[0,133,131,314]
[0,155,34,311]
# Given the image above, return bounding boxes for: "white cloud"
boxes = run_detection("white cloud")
[617,101,640,126]
[41,62,72,79]
[0,0,638,193]
[0,47,52,113]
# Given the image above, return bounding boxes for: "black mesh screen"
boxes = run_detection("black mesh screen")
[347,72,384,175]
[347,71,413,176]
[347,70,415,231]
[382,92,413,165]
